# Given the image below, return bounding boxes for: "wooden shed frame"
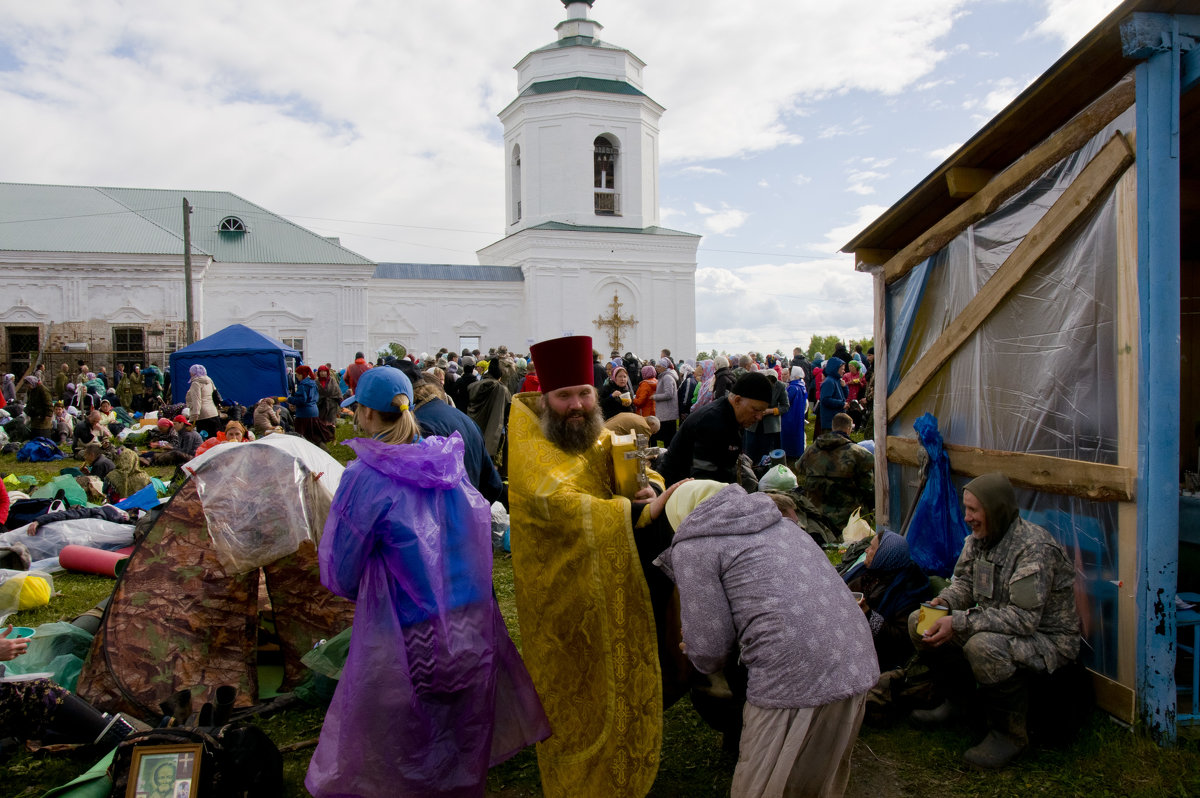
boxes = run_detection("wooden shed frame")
[844,1,1199,742]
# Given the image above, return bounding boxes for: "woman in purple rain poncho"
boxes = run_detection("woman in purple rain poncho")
[306,367,549,798]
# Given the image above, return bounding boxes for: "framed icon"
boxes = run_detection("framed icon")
[127,743,202,798]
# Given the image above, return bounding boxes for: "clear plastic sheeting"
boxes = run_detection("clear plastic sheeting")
[0,519,135,562]
[0,569,55,622]
[192,447,325,575]
[885,110,1135,680]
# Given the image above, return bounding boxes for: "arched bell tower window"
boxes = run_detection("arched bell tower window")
[511,144,522,224]
[594,135,619,216]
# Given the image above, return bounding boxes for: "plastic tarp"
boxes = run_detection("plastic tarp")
[884,109,1133,678]
[187,435,344,575]
[0,519,135,562]
[31,476,88,506]
[169,323,301,407]
[1,621,94,690]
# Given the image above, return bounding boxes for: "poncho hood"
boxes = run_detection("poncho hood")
[347,433,467,489]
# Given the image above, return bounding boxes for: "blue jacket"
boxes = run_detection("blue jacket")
[819,357,847,429]
[781,378,808,458]
[288,377,319,418]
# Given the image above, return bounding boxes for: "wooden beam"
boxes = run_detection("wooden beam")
[945,167,995,199]
[883,75,1135,285]
[1115,165,1139,691]
[854,248,896,272]
[1092,670,1135,724]
[885,436,1135,502]
[886,132,1135,424]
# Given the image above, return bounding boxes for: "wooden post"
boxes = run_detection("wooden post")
[1127,14,1182,744]
[871,265,889,528]
[182,197,194,346]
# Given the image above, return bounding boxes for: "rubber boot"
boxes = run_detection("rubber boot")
[910,697,961,725]
[213,685,237,726]
[964,674,1029,770]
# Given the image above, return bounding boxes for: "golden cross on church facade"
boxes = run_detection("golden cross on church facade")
[594,292,637,353]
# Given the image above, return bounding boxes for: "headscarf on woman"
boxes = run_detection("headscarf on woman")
[189,364,207,380]
[693,359,717,408]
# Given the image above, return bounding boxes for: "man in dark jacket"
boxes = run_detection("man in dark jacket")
[412,376,503,504]
[658,372,770,485]
[451,356,478,409]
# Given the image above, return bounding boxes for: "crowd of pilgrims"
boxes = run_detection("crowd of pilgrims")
[0,338,958,798]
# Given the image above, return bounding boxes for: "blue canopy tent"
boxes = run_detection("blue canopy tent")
[169,324,301,408]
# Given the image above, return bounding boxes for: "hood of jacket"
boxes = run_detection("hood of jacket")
[823,357,845,378]
[814,430,854,451]
[347,432,467,490]
[673,483,781,545]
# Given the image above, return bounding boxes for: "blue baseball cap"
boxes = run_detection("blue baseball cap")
[341,367,412,412]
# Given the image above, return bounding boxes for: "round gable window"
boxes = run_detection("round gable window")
[218,216,247,232]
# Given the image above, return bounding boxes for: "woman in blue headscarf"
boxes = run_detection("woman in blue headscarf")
[843,530,933,670]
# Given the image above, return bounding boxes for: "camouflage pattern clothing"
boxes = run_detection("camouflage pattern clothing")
[795,431,874,530]
[908,516,1079,684]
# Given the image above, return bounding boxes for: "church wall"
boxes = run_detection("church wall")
[0,253,203,378]
[202,262,373,369]
[479,229,698,358]
[367,278,526,357]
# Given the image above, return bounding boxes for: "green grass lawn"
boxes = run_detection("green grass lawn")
[3,425,1199,797]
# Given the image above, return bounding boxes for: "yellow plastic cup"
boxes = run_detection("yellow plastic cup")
[916,602,949,635]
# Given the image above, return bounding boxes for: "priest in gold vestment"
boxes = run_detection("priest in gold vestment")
[509,335,687,798]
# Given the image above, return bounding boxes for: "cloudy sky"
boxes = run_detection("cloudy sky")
[0,0,1123,354]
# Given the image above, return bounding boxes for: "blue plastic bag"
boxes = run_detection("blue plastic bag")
[904,413,968,577]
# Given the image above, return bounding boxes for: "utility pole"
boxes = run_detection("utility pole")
[182,197,194,345]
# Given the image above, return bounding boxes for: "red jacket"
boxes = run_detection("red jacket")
[345,359,371,392]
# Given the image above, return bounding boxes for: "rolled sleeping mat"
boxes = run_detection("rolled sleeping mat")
[58,545,130,578]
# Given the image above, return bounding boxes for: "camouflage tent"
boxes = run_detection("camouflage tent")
[77,436,354,718]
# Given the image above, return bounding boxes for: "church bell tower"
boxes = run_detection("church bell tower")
[477,0,698,357]
[499,0,662,231]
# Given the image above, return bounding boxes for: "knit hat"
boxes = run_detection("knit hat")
[529,335,595,393]
[731,372,772,403]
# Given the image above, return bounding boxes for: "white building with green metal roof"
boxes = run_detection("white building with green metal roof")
[0,1,697,374]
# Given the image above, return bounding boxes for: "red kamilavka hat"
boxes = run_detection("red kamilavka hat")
[529,335,594,393]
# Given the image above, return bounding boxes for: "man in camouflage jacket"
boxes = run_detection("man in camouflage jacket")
[909,471,1079,769]
[796,412,874,529]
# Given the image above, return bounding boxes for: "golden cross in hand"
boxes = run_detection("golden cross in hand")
[593,293,638,353]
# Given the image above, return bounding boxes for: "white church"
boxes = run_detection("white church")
[0,0,699,375]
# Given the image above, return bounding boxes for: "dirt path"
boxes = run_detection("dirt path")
[846,739,907,798]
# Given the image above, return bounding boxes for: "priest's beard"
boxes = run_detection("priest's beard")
[539,401,604,455]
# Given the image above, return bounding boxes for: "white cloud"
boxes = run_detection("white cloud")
[757,178,771,188]
[1029,0,1122,48]
[816,205,890,253]
[694,203,749,235]
[660,206,686,222]
[793,174,812,186]
[679,165,725,176]
[693,258,873,353]
[845,169,887,196]
[929,141,962,161]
